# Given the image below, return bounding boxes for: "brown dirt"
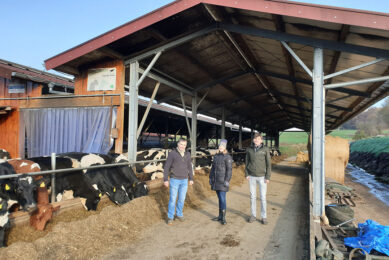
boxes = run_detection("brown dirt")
[1,161,309,260]
[102,160,310,260]
[344,174,389,226]
[0,164,245,259]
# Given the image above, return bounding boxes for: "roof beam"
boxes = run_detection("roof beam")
[198,90,267,113]
[204,5,294,125]
[220,22,389,59]
[331,67,389,128]
[272,14,308,126]
[157,70,249,104]
[124,24,219,64]
[325,25,350,85]
[253,68,369,97]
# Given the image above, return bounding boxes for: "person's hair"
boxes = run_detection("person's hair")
[178,138,187,144]
[218,149,228,155]
[253,133,262,139]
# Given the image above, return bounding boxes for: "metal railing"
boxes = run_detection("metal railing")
[0,151,247,180]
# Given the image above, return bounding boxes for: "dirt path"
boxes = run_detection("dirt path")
[345,174,389,226]
[100,161,310,260]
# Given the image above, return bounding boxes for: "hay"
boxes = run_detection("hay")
[308,135,349,184]
[0,166,247,259]
[296,151,309,163]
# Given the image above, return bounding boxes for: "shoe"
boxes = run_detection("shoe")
[176,216,185,222]
[167,218,173,225]
[212,209,223,222]
[221,210,227,225]
[261,218,268,225]
[248,215,256,223]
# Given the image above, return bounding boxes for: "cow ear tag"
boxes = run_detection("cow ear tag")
[113,187,116,193]
[40,182,45,188]
[5,184,10,191]
[0,204,2,210]
[99,193,102,197]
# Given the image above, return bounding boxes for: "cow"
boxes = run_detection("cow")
[7,159,42,211]
[135,149,167,174]
[0,196,10,247]
[114,155,148,199]
[61,153,131,205]
[0,149,10,160]
[188,148,212,170]
[231,148,246,166]
[0,160,36,212]
[29,156,101,211]
[30,186,60,231]
[270,149,281,157]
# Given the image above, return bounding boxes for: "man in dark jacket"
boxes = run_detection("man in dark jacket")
[245,133,271,224]
[163,138,194,225]
[209,139,232,225]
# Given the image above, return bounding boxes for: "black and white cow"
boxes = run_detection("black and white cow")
[114,154,148,199]
[29,156,101,211]
[135,149,167,174]
[0,196,10,247]
[231,148,246,166]
[270,149,281,157]
[187,148,213,170]
[62,153,130,205]
[0,149,10,160]
[0,160,36,211]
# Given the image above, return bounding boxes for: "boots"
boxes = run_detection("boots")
[212,209,223,222]
[221,210,227,225]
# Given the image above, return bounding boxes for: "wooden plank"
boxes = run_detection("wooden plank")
[0,110,20,158]
[19,95,120,109]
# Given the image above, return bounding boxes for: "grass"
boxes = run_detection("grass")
[279,132,309,144]
[277,129,389,158]
[329,129,356,140]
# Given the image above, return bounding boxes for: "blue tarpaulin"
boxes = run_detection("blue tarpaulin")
[344,219,389,256]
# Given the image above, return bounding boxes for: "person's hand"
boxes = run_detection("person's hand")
[164,181,169,188]
[189,180,194,186]
[264,179,270,184]
[246,176,250,180]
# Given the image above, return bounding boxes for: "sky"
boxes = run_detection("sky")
[0,0,388,105]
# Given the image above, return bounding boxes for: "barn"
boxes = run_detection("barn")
[0,0,388,257]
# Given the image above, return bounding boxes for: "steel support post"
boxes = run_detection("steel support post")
[221,107,226,139]
[312,48,325,217]
[128,61,139,162]
[191,93,198,167]
[238,124,243,149]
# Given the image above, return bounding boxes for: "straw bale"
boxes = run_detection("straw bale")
[308,135,349,184]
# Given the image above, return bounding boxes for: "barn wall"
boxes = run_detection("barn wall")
[74,59,125,154]
[0,76,42,158]
[0,110,20,158]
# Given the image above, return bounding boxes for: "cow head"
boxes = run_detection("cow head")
[132,182,148,199]
[80,193,101,211]
[14,176,37,211]
[106,186,130,205]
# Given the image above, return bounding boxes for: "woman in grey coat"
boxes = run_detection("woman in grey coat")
[209,139,233,225]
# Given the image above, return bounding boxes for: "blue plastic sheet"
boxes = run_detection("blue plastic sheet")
[344,219,389,256]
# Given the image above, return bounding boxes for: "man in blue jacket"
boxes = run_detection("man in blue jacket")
[163,138,194,225]
[245,133,272,225]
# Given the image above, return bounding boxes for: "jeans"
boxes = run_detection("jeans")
[216,191,226,210]
[167,178,188,220]
[249,176,267,219]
